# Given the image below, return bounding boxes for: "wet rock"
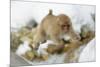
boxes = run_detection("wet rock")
[80,24,95,44]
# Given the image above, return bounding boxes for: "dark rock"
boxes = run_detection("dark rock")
[26,19,38,29]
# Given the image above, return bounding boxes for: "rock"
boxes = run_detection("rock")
[17,27,36,46]
[47,44,65,54]
[18,27,31,37]
[46,44,57,54]
[24,50,35,61]
[11,27,35,52]
[91,13,95,22]
[63,44,69,52]
[80,24,95,44]
[80,24,94,38]
[26,19,38,29]
[63,40,82,52]
[41,54,49,61]
[10,32,22,52]
[64,51,78,63]
[32,49,39,58]
[64,41,82,63]
[20,36,33,45]
[55,44,65,54]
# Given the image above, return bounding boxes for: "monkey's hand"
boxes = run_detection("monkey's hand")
[74,34,81,41]
[69,29,81,41]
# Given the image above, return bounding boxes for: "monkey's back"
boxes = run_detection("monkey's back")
[41,14,61,37]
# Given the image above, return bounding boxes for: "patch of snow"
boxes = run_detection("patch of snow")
[37,40,55,56]
[16,41,31,56]
[78,38,96,62]
[31,53,66,65]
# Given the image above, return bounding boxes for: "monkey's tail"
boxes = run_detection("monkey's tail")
[48,9,53,15]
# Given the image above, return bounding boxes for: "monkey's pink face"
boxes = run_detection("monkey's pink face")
[60,23,71,33]
[57,14,71,33]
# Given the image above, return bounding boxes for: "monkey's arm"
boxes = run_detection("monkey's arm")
[68,27,81,42]
[49,33,65,46]
[31,26,46,49]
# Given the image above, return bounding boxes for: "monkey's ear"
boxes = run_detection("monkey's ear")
[48,9,53,15]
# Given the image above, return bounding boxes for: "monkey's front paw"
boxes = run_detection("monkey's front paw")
[70,36,81,43]
[73,35,81,41]
[76,35,81,40]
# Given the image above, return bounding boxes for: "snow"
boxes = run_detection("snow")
[78,38,96,62]
[37,40,55,55]
[31,53,66,65]
[16,41,31,56]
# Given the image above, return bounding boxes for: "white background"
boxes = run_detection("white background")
[0,0,98,67]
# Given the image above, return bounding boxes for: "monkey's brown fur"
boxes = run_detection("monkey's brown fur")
[32,10,80,49]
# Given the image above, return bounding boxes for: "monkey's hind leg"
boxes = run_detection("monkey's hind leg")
[32,27,46,49]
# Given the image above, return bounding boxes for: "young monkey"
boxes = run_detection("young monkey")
[32,10,80,49]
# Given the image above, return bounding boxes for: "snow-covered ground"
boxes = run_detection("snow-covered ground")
[11,1,96,65]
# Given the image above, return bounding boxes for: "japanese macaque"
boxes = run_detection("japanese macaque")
[32,10,80,49]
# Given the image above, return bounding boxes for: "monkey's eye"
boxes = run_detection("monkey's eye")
[61,24,70,28]
[62,25,67,27]
[67,24,70,28]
